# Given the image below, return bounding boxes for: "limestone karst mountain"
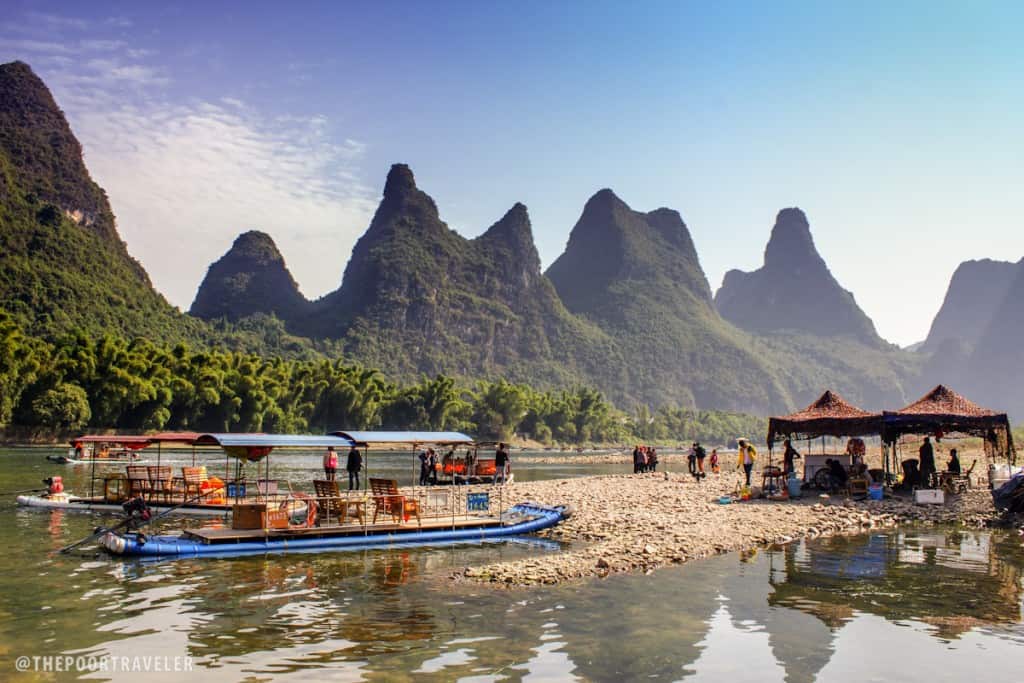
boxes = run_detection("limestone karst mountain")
[191,230,309,323]
[301,164,623,395]
[964,258,1024,418]
[921,258,1018,354]
[546,188,791,412]
[715,208,886,347]
[0,60,200,341]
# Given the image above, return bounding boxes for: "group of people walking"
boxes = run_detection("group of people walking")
[632,445,659,473]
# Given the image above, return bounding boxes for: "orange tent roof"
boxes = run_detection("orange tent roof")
[777,390,875,421]
[893,385,998,418]
[768,391,882,445]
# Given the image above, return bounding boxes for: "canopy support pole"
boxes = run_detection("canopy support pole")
[89,445,96,499]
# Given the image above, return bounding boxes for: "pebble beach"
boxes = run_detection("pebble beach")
[450,470,1010,587]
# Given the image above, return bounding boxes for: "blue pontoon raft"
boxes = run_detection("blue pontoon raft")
[98,431,571,559]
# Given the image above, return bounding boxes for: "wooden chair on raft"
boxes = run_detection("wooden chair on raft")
[147,466,173,503]
[182,466,209,501]
[369,478,421,526]
[313,480,365,525]
[126,465,151,500]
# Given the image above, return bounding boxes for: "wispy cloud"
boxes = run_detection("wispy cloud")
[0,9,375,309]
[74,100,375,308]
[26,11,91,31]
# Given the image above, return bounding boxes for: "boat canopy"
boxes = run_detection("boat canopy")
[329,431,474,446]
[71,435,154,446]
[193,433,357,461]
[70,432,202,448]
[194,433,356,448]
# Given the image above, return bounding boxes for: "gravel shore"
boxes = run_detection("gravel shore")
[450,471,1008,587]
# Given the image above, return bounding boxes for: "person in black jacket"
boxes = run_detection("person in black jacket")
[947,448,961,475]
[919,437,936,488]
[783,439,801,477]
[346,446,362,491]
[494,443,510,485]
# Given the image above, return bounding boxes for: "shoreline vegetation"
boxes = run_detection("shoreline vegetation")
[0,312,764,447]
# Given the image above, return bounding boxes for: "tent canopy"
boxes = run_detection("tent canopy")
[767,390,883,446]
[881,385,1015,457]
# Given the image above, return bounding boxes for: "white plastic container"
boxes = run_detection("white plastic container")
[988,464,1018,490]
[914,489,945,505]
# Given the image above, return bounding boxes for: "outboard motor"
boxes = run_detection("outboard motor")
[42,476,63,495]
[122,496,151,528]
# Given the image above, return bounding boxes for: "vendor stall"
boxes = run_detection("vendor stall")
[881,385,1017,485]
[767,391,883,486]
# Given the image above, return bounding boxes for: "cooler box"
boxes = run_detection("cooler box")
[914,489,945,505]
[232,503,267,529]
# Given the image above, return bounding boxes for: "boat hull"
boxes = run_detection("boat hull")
[47,455,143,465]
[16,494,231,517]
[101,503,570,558]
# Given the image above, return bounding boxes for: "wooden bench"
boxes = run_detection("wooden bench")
[370,478,420,526]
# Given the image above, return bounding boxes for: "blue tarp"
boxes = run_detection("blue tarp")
[330,431,474,446]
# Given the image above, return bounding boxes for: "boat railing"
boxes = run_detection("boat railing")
[297,483,507,531]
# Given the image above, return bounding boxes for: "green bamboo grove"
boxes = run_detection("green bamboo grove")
[0,312,765,444]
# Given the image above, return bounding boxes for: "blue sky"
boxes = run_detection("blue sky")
[2,0,1022,346]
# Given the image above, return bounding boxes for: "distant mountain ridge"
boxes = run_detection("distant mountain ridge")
[192,166,918,413]
[715,208,886,347]
[3,59,932,416]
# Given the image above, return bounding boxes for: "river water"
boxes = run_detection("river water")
[1,447,1023,681]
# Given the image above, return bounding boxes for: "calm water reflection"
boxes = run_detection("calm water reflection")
[1,448,1023,681]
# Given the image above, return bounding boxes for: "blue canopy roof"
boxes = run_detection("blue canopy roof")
[330,431,474,446]
[194,433,356,449]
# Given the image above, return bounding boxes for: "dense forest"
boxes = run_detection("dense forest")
[0,312,764,445]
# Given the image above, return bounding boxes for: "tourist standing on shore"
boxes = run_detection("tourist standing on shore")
[323,446,338,481]
[710,448,720,474]
[736,439,756,486]
[919,437,936,488]
[632,445,642,474]
[494,443,510,485]
[648,447,658,472]
[695,442,706,478]
[687,443,697,476]
[783,439,801,477]
[346,445,362,490]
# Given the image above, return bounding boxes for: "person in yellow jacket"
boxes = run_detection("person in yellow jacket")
[736,438,757,486]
